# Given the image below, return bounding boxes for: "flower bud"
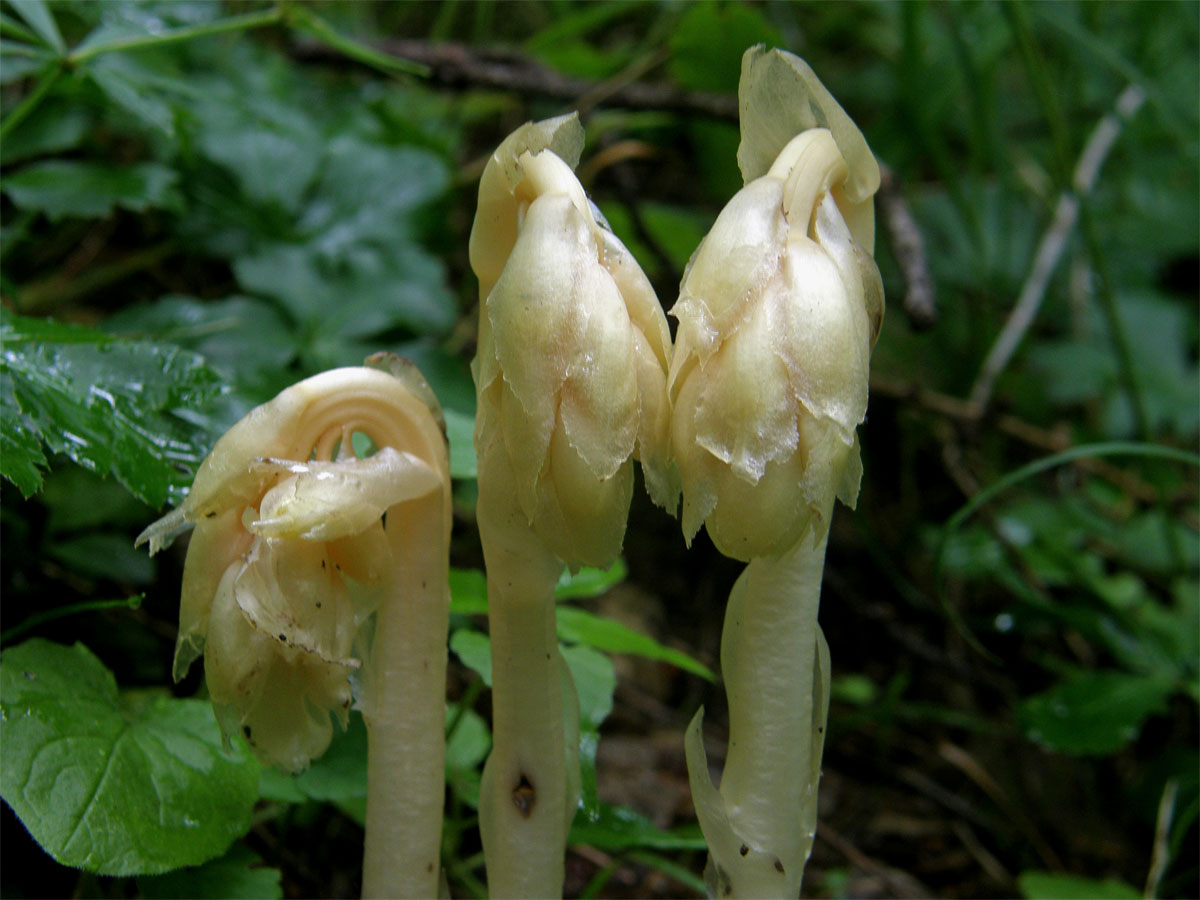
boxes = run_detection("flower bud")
[138,365,448,771]
[669,122,883,562]
[469,115,675,568]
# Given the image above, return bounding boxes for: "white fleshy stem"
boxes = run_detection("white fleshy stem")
[475,447,579,899]
[686,531,832,899]
[361,486,450,899]
[289,371,451,900]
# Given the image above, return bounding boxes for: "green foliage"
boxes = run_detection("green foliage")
[137,845,283,900]
[1018,871,1141,900]
[0,639,260,875]
[2,0,1197,896]
[1,310,223,505]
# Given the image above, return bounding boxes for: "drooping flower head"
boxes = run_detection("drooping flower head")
[669,47,884,562]
[138,361,450,771]
[469,113,676,568]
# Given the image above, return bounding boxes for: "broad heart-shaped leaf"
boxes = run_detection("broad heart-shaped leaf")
[0,640,260,876]
[2,160,180,221]
[1018,669,1175,756]
[0,311,223,505]
[137,844,282,900]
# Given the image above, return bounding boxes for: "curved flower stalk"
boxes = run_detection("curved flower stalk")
[137,360,451,900]
[671,47,883,899]
[468,113,674,898]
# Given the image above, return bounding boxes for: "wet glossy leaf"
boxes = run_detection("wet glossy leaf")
[0,640,260,875]
[138,845,283,900]
[0,311,223,505]
[1019,670,1175,755]
[2,160,180,220]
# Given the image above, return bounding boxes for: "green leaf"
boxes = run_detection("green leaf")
[191,94,322,215]
[45,533,155,584]
[563,643,615,733]
[289,710,367,804]
[555,559,628,600]
[7,0,64,54]
[563,643,615,819]
[1019,670,1175,755]
[0,640,260,875]
[449,628,492,687]
[449,568,489,616]
[0,311,224,506]
[1017,871,1140,900]
[106,295,297,397]
[2,159,180,220]
[569,802,707,852]
[668,2,782,94]
[443,408,476,480]
[0,98,90,164]
[137,844,283,900]
[556,606,715,681]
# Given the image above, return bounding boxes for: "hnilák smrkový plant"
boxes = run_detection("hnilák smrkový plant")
[671,46,884,899]
[138,359,452,900]
[468,113,675,898]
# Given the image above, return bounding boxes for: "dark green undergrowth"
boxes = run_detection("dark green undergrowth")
[2,1,1196,898]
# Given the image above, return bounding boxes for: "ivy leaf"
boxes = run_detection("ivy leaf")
[0,311,223,506]
[0,640,260,876]
[2,160,180,221]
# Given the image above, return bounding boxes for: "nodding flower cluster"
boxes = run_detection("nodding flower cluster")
[144,45,882,900]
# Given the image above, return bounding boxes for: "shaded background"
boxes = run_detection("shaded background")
[1,1,1197,898]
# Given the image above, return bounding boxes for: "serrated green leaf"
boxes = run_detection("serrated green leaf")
[1019,669,1175,755]
[0,311,223,506]
[1018,870,1140,900]
[0,639,260,875]
[0,398,48,495]
[2,159,180,220]
[137,844,283,900]
[7,0,64,54]
[0,98,90,164]
[191,94,322,214]
[0,37,53,82]
[556,606,715,681]
[105,295,297,398]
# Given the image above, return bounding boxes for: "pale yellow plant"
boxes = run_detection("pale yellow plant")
[672,47,884,899]
[138,360,451,900]
[469,113,674,898]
